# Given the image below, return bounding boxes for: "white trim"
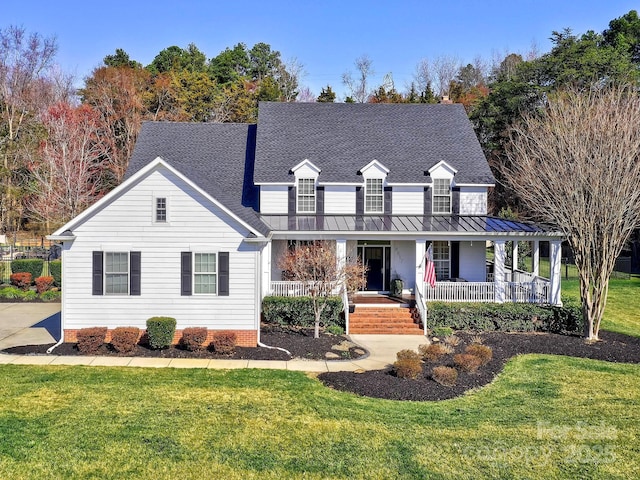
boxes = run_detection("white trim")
[254,182,294,186]
[296,177,316,214]
[192,251,219,296]
[432,178,452,214]
[428,160,458,175]
[291,159,321,175]
[364,178,384,214]
[153,194,169,224]
[359,159,390,175]
[104,251,130,296]
[51,157,265,238]
[455,183,495,187]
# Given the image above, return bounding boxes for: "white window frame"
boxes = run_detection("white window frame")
[432,241,450,280]
[432,178,452,214]
[193,252,218,295]
[365,178,384,213]
[105,252,129,295]
[297,178,316,213]
[154,196,168,223]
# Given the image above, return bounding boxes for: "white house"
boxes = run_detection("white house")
[49,103,563,346]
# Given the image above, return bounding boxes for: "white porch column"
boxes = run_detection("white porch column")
[494,240,506,303]
[532,240,540,277]
[261,241,272,298]
[336,239,347,271]
[512,240,518,274]
[415,239,426,294]
[549,240,563,306]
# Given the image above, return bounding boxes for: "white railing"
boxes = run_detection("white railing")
[505,281,550,303]
[415,286,428,335]
[270,281,313,297]
[342,288,350,334]
[424,282,496,303]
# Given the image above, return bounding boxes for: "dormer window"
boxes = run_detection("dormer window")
[432,178,451,214]
[297,178,316,213]
[365,178,384,213]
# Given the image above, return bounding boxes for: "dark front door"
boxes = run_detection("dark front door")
[365,247,384,291]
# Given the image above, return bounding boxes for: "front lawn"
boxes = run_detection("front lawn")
[0,360,638,479]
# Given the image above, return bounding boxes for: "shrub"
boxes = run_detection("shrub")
[432,366,458,386]
[22,290,37,301]
[470,334,484,345]
[76,327,107,354]
[454,353,483,373]
[326,324,345,336]
[0,286,24,299]
[432,326,453,337]
[465,344,493,365]
[10,259,43,281]
[425,302,584,335]
[443,334,461,347]
[49,260,62,287]
[10,272,32,290]
[0,262,9,283]
[146,316,176,349]
[420,343,449,362]
[110,327,140,354]
[181,327,208,352]
[394,349,422,379]
[39,289,61,302]
[210,331,237,354]
[35,276,54,294]
[262,296,344,329]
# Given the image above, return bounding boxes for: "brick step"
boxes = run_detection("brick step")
[349,317,418,324]
[350,312,414,318]
[349,327,424,334]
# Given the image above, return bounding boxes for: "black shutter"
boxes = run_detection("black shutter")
[218,252,229,296]
[384,186,392,214]
[130,251,141,296]
[92,251,103,295]
[181,252,192,296]
[451,242,460,280]
[424,187,432,215]
[288,186,296,215]
[316,186,324,214]
[356,186,364,215]
[452,187,460,215]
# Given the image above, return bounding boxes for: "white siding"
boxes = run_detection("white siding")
[459,187,487,215]
[392,186,423,215]
[390,241,415,291]
[324,186,356,214]
[63,167,259,332]
[459,241,487,281]
[260,185,288,214]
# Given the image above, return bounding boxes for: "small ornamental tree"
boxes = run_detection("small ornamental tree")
[278,241,366,338]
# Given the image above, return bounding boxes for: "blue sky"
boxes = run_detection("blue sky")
[6,1,639,99]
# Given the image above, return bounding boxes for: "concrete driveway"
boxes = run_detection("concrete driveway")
[0,303,60,350]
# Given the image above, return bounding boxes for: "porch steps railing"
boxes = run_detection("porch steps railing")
[349,306,423,334]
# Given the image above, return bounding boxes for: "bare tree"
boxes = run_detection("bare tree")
[342,55,374,103]
[278,241,366,338]
[276,57,304,102]
[432,55,460,98]
[505,84,640,340]
[413,58,432,95]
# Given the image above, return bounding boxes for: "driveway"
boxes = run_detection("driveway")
[0,303,60,350]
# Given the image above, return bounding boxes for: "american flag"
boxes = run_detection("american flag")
[424,243,436,288]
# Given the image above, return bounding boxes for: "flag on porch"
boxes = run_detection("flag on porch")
[424,243,436,288]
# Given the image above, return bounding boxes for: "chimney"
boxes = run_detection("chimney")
[440,95,453,104]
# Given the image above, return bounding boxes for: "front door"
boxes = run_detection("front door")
[360,245,391,291]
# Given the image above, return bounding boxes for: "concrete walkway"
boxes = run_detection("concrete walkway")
[0,303,429,372]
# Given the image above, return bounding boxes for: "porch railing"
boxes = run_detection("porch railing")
[270,281,313,297]
[505,281,550,303]
[423,280,550,304]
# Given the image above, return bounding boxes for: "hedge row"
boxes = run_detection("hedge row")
[424,300,584,335]
[262,296,344,329]
[10,259,43,281]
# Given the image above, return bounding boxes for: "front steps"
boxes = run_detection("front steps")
[348,305,423,334]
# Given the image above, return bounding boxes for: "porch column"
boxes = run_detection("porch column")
[415,239,426,294]
[494,240,506,303]
[336,239,347,295]
[532,240,540,277]
[512,240,518,274]
[549,240,563,306]
[261,241,272,298]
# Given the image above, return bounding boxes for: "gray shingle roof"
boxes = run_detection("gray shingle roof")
[254,102,495,184]
[126,122,269,236]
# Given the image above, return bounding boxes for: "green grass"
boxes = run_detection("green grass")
[0,360,638,479]
[562,276,640,337]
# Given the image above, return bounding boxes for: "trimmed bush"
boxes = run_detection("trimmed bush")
[39,289,61,302]
[22,290,37,301]
[326,324,345,336]
[110,327,140,354]
[465,344,493,365]
[76,327,107,354]
[146,317,176,350]
[419,343,449,362]
[432,366,458,386]
[49,260,62,287]
[0,286,24,299]
[10,259,43,281]
[262,296,344,329]
[35,276,54,294]
[454,353,482,373]
[181,327,208,352]
[394,349,422,379]
[210,331,237,354]
[10,272,32,290]
[432,326,453,337]
[425,301,584,335]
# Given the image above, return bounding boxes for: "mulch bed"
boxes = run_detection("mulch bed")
[319,330,640,401]
[1,324,367,362]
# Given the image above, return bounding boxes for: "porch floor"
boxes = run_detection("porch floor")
[351,293,415,306]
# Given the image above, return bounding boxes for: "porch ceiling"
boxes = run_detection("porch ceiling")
[259,214,561,236]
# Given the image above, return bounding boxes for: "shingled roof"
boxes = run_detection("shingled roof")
[254,102,495,185]
[126,122,269,236]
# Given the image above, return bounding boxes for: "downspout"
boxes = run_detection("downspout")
[47,244,65,354]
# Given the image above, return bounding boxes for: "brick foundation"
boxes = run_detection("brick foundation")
[64,328,258,347]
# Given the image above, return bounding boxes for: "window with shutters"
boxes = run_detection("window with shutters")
[297,178,316,213]
[194,253,217,295]
[432,178,451,214]
[105,252,129,295]
[365,178,384,213]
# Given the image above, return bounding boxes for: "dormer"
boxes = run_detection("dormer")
[359,160,389,214]
[428,161,457,214]
[291,159,321,213]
